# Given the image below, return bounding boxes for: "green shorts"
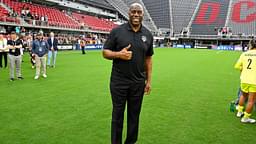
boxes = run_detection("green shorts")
[241,83,256,93]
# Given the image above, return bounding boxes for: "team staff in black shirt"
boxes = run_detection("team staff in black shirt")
[0,30,8,68]
[7,31,23,81]
[103,3,153,144]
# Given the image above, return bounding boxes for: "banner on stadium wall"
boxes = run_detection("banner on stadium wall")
[85,44,103,50]
[234,45,242,51]
[217,45,234,50]
[212,45,243,51]
[173,44,192,48]
[195,46,208,49]
[57,45,73,50]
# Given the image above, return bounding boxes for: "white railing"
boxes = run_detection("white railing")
[225,0,233,27]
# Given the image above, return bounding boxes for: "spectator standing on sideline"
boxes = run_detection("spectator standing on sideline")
[80,38,86,54]
[47,32,58,68]
[7,31,23,81]
[0,30,8,68]
[32,32,49,80]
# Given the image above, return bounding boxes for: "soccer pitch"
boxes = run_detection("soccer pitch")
[0,48,255,144]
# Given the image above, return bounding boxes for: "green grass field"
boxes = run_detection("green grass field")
[0,48,255,144]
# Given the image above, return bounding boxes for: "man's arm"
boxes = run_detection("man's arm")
[102,44,132,61]
[102,49,121,60]
[15,44,22,49]
[31,41,36,54]
[54,38,58,50]
[14,40,22,49]
[45,40,49,53]
[234,54,243,71]
[6,40,13,49]
[1,39,8,51]
[144,56,152,95]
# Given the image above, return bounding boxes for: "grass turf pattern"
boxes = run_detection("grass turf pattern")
[0,48,255,144]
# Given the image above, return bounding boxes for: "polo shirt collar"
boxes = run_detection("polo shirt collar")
[126,22,144,32]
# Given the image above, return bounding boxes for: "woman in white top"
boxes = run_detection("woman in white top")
[0,31,8,68]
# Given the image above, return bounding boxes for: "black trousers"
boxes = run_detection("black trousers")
[0,52,8,68]
[81,47,86,54]
[110,79,145,144]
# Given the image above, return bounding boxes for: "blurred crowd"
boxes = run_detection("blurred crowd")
[0,26,107,81]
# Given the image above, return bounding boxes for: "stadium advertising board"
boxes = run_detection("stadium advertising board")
[85,44,103,50]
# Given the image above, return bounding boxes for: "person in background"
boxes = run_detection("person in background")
[0,30,8,68]
[19,34,25,61]
[27,34,35,68]
[21,6,26,18]
[7,31,23,81]
[32,32,49,80]
[235,39,256,123]
[80,38,86,54]
[47,32,58,68]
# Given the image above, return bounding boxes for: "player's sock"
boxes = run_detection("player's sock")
[237,105,244,112]
[243,112,251,118]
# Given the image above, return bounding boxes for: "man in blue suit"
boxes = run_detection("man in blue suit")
[47,32,58,68]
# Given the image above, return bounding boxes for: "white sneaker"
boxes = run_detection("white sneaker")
[241,117,256,123]
[236,111,244,118]
[34,75,39,80]
[42,74,47,78]
[235,105,239,110]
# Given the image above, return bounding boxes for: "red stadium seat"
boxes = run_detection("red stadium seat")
[72,12,117,31]
[3,0,79,28]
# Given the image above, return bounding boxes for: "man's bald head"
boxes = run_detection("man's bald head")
[128,3,144,29]
[129,3,144,14]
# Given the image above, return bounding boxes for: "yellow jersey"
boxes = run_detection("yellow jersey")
[235,50,256,85]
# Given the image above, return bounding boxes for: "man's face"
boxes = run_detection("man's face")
[10,33,16,40]
[37,35,43,40]
[129,5,144,27]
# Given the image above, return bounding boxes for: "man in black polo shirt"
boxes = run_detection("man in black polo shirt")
[7,31,23,81]
[103,3,153,144]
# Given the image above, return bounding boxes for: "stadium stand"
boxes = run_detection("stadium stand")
[142,0,171,30]
[190,0,229,35]
[0,4,20,23]
[0,0,255,37]
[0,5,9,22]
[3,0,80,29]
[0,5,9,18]
[106,0,158,32]
[72,12,117,31]
[76,0,115,11]
[171,0,199,34]
[226,0,256,35]
[105,0,130,22]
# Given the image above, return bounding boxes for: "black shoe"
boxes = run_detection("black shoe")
[10,78,15,81]
[17,77,24,80]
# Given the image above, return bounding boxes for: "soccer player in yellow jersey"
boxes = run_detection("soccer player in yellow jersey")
[234,39,256,123]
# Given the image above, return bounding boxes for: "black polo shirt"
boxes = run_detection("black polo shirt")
[7,39,22,56]
[104,23,154,83]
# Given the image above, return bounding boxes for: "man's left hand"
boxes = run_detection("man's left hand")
[144,82,151,95]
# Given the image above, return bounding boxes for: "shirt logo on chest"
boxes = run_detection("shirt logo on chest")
[141,36,147,42]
